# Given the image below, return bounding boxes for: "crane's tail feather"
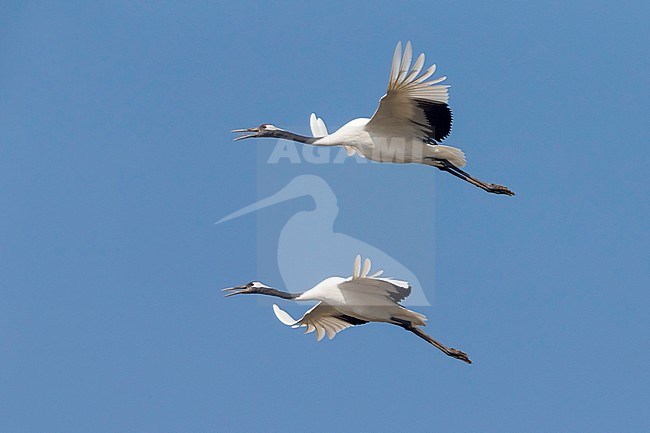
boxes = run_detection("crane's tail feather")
[428,145,466,167]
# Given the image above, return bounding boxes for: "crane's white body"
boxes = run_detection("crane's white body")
[273,256,426,341]
[312,117,466,166]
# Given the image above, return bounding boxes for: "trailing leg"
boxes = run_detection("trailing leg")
[391,317,472,364]
[428,158,515,196]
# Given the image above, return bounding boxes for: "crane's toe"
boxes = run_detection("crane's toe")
[448,348,472,364]
[488,184,515,196]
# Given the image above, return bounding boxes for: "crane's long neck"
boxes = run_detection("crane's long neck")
[271,129,318,145]
[256,286,301,300]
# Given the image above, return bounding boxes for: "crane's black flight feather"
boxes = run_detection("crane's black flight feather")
[413,99,452,143]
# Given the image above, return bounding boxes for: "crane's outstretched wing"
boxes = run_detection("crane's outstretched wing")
[342,255,412,304]
[366,41,452,143]
[273,303,367,341]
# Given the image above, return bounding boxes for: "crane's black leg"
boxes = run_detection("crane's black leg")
[428,158,515,196]
[391,317,472,364]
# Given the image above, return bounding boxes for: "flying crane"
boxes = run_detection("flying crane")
[232,41,514,196]
[223,256,472,364]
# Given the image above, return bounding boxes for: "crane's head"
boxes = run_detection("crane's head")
[222,281,273,297]
[231,124,280,141]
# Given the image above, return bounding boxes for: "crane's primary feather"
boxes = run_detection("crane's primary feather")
[273,303,361,341]
[368,41,452,143]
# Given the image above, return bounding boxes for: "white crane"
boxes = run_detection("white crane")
[232,41,514,196]
[223,255,471,364]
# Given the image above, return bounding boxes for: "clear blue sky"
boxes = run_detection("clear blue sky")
[1,1,649,432]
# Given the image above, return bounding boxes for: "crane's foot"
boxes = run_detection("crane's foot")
[448,348,472,364]
[487,183,515,196]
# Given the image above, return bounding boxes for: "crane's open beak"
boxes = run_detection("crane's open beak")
[222,285,250,297]
[231,127,260,141]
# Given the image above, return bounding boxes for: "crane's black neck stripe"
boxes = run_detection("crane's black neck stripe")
[256,287,300,300]
[271,130,318,145]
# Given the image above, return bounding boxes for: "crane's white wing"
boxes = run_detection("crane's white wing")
[273,303,365,341]
[344,255,411,303]
[310,113,357,157]
[367,41,452,143]
[340,277,412,304]
[309,113,329,137]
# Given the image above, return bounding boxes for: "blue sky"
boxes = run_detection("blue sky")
[1,1,649,432]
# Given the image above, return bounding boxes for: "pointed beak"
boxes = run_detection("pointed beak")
[222,285,249,297]
[231,127,259,141]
